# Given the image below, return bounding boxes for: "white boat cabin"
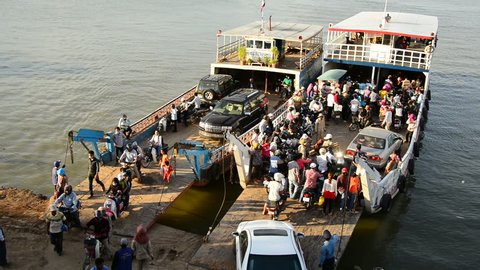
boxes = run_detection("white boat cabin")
[212,21,324,90]
[324,12,439,72]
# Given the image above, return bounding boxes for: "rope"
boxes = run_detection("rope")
[336,157,357,258]
[203,136,228,242]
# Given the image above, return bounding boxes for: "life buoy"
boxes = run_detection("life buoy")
[426,89,432,101]
[380,194,392,212]
[397,175,407,193]
[413,142,420,158]
[408,158,415,175]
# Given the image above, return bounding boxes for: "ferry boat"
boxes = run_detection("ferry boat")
[320,11,438,213]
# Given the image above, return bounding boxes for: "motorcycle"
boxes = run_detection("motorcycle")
[59,204,81,229]
[82,232,101,270]
[301,188,317,210]
[103,194,123,221]
[263,175,287,220]
[348,111,361,131]
[333,103,343,124]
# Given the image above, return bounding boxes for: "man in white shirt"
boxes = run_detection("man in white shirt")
[326,90,335,121]
[170,104,178,132]
[120,145,141,182]
[118,114,132,139]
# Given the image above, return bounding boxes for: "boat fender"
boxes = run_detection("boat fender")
[397,175,407,193]
[422,108,428,122]
[408,158,415,175]
[419,131,425,141]
[419,118,426,132]
[424,99,430,111]
[413,142,420,158]
[380,194,392,212]
[426,89,431,101]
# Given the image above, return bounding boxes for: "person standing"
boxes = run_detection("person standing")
[56,168,69,199]
[170,104,178,132]
[319,230,340,270]
[131,225,154,270]
[52,160,61,193]
[88,151,106,198]
[162,161,174,184]
[149,130,163,162]
[46,205,66,256]
[287,156,301,199]
[111,238,133,270]
[118,114,132,139]
[179,98,190,127]
[382,106,393,130]
[112,127,127,163]
[87,210,111,258]
[0,226,7,267]
[326,90,335,121]
[322,172,337,215]
[347,172,361,213]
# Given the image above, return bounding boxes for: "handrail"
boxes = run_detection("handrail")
[217,38,245,62]
[324,42,432,70]
[130,86,197,135]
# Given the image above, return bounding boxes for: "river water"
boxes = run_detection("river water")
[1,0,478,268]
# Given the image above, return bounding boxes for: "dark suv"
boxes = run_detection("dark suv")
[195,74,237,104]
[199,88,266,138]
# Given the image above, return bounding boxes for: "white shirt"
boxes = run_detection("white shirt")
[327,93,335,107]
[150,134,163,146]
[118,117,131,129]
[266,181,283,201]
[258,119,268,134]
[171,108,178,121]
[120,149,138,163]
[322,179,338,196]
[190,95,202,109]
[316,153,336,172]
[383,110,393,124]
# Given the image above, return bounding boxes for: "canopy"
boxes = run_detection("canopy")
[328,12,438,40]
[317,69,347,81]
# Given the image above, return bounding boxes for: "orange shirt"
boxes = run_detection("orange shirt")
[349,176,361,193]
[159,154,169,167]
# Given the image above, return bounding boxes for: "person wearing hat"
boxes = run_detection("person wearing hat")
[299,163,322,202]
[111,238,134,270]
[287,155,301,199]
[86,210,111,257]
[319,230,340,270]
[119,144,141,183]
[298,134,310,160]
[45,205,66,256]
[262,172,284,216]
[118,114,132,139]
[316,147,336,174]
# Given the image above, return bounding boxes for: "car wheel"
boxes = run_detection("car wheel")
[203,90,215,101]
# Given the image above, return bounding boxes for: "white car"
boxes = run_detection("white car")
[232,220,307,270]
[344,126,403,169]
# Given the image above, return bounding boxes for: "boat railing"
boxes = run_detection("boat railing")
[299,44,322,69]
[210,100,290,163]
[216,38,246,62]
[130,86,197,135]
[324,42,432,70]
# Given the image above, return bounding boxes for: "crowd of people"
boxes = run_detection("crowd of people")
[250,72,425,215]
[8,73,424,270]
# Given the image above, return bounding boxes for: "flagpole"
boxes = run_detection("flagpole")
[261,1,264,33]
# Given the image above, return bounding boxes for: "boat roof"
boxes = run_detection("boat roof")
[220,21,323,42]
[317,69,347,81]
[329,12,438,40]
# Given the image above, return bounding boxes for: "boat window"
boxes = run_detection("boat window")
[264,41,272,49]
[255,40,263,49]
[247,40,255,48]
[383,35,392,46]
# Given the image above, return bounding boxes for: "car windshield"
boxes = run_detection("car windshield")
[247,254,302,270]
[198,81,218,92]
[354,134,386,149]
[212,99,243,116]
